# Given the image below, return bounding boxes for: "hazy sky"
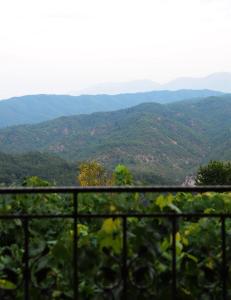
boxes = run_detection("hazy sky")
[0,0,231,99]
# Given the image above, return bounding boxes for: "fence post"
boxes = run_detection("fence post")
[122,216,128,299]
[73,192,79,300]
[23,217,30,300]
[172,215,177,300]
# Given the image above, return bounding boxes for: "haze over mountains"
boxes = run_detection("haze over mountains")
[75,72,231,95]
[0,90,222,128]
[0,94,230,184]
[0,72,231,185]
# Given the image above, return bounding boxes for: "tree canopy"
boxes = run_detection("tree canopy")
[195,160,231,185]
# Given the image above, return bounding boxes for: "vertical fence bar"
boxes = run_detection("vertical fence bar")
[73,192,78,300]
[221,216,227,300]
[23,217,29,300]
[171,216,177,300]
[122,216,127,300]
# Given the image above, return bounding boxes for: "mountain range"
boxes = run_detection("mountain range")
[0,94,230,184]
[0,89,222,128]
[75,72,231,95]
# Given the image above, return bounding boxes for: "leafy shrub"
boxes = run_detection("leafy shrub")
[0,177,231,299]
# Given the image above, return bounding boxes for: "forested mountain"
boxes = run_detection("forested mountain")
[0,90,222,128]
[0,95,231,183]
[0,152,77,185]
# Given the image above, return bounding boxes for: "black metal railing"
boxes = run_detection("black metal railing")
[0,186,231,300]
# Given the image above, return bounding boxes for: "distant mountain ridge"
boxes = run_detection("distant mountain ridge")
[76,80,161,95]
[0,89,222,128]
[0,94,230,184]
[164,73,231,93]
[75,72,231,95]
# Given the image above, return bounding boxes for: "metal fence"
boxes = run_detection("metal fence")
[0,186,231,300]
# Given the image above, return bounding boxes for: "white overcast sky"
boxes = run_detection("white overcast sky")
[0,0,231,99]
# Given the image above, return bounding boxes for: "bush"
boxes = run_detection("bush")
[195,160,231,185]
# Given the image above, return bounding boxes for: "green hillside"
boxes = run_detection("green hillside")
[0,95,230,184]
[0,152,77,185]
[0,90,222,127]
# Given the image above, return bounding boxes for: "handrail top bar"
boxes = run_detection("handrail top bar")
[0,212,231,219]
[0,185,231,194]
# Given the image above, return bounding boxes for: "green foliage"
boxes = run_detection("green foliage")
[112,164,133,185]
[0,279,16,290]
[196,160,231,185]
[0,152,77,186]
[1,175,231,298]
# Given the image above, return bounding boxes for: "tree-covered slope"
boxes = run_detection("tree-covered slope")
[0,152,77,185]
[0,90,222,127]
[0,104,204,183]
[0,95,231,183]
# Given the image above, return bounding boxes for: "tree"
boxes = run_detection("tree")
[77,162,133,186]
[195,160,231,185]
[78,161,109,186]
[112,164,133,185]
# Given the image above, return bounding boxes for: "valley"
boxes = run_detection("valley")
[0,94,230,184]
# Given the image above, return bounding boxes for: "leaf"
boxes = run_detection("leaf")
[30,239,46,257]
[176,232,181,242]
[99,236,122,254]
[101,218,121,234]
[184,253,198,263]
[78,224,88,237]
[204,208,215,214]
[160,238,170,252]
[206,258,214,269]
[156,194,178,211]
[156,195,166,210]
[52,290,62,298]
[0,279,16,290]
[182,236,189,246]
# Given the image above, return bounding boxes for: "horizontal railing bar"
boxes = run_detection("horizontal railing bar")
[0,214,73,219]
[0,185,231,194]
[1,213,231,219]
